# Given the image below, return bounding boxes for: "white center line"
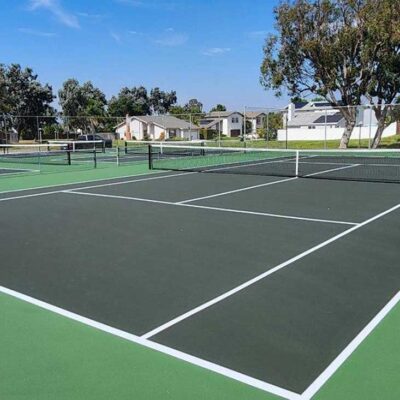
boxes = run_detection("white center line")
[177,177,298,204]
[0,285,300,400]
[140,203,400,340]
[64,190,358,226]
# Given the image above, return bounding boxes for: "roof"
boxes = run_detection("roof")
[313,114,343,124]
[245,111,266,119]
[207,111,244,118]
[116,115,200,130]
[199,118,223,129]
[288,111,344,127]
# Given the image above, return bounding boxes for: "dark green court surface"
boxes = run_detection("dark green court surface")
[1,168,399,399]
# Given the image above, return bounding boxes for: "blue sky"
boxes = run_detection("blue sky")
[0,0,287,111]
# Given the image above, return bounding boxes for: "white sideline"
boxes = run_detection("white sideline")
[305,164,360,177]
[64,190,358,226]
[0,190,62,202]
[0,170,173,195]
[141,203,400,339]
[0,286,301,400]
[301,290,400,400]
[177,176,297,204]
[0,171,193,201]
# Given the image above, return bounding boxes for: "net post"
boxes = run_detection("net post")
[67,149,71,165]
[200,141,205,156]
[93,141,97,169]
[295,150,299,177]
[116,145,120,166]
[148,144,153,169]
[125,141,128,155]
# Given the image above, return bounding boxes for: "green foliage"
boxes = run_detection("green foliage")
[170,99,205,125]
[210,104,227,112]
[264,112,283,140]
[149,88,177,114]
[58,79,108,134]
[108,86,150,117]
[0,64,55,139]
[260,0,400,148]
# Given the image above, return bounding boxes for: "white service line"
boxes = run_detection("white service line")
[304,164,360,177]
[68,171,196,191]
[0,190,62,202]
[181,203,357,226]
[301,290,400,400]
[0,285,300,400]
[64,190,357,226]
[177,177,298,204]
[141,203,400,339]
[0,170,171,195]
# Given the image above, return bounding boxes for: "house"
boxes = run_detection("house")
[278,101,397,141]
[115,115,200,141]
[245,112,266,134]
[199,111,243,137]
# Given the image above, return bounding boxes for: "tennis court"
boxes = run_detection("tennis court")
[1,146,400,399]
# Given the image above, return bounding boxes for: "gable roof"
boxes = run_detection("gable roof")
[288,111,344,127]
[115,115,200,130]
[245,111,266,119]
[207,111,244,118]
[199,117,223,129]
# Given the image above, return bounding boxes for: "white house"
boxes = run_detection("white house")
[115,115,200,141]
[199,111,243,137]
[278,101,397,141]
[245,112,266,134]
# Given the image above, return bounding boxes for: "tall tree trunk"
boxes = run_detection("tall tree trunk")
[371,117,386,149]
[339,107,357,149]
[339,121,356,148]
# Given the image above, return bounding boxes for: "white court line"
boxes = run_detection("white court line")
[301,290,400,400]
[305,164,360,177]
[0,286,300,400]
[0,170,171,195]
[64,190,357,226]
[141,203,400,339]
[67,171,196,191]
[0,190,62,202]
[177,177,298,204]
[182,203,357,226]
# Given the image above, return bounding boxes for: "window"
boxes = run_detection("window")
[231,117,239,124]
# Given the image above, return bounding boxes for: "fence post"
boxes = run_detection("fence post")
[324,109,327,149]
[368,105,372,149]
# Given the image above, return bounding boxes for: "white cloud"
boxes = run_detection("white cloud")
[18,27,56,37]
[28,0,80,29]
[202,47,231,56]
[77,12,105,21]
[247,30,269,39]
[110,31,122,43]
[154,30,188,47]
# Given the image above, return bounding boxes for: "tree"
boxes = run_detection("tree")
[0,64,55,139]
[362,0,400,148]
[149,88,177,114]
[210,104,226,112]
[265,112,283,140]
[170,99,205,124]
[260,0,400,148]
[108,86,150,117]
[58,79,107,133]
[185,99,203,114]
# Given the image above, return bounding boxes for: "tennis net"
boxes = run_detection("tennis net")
[0,141,104,175]
[124,140,205,155]
[149,144,400,184]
